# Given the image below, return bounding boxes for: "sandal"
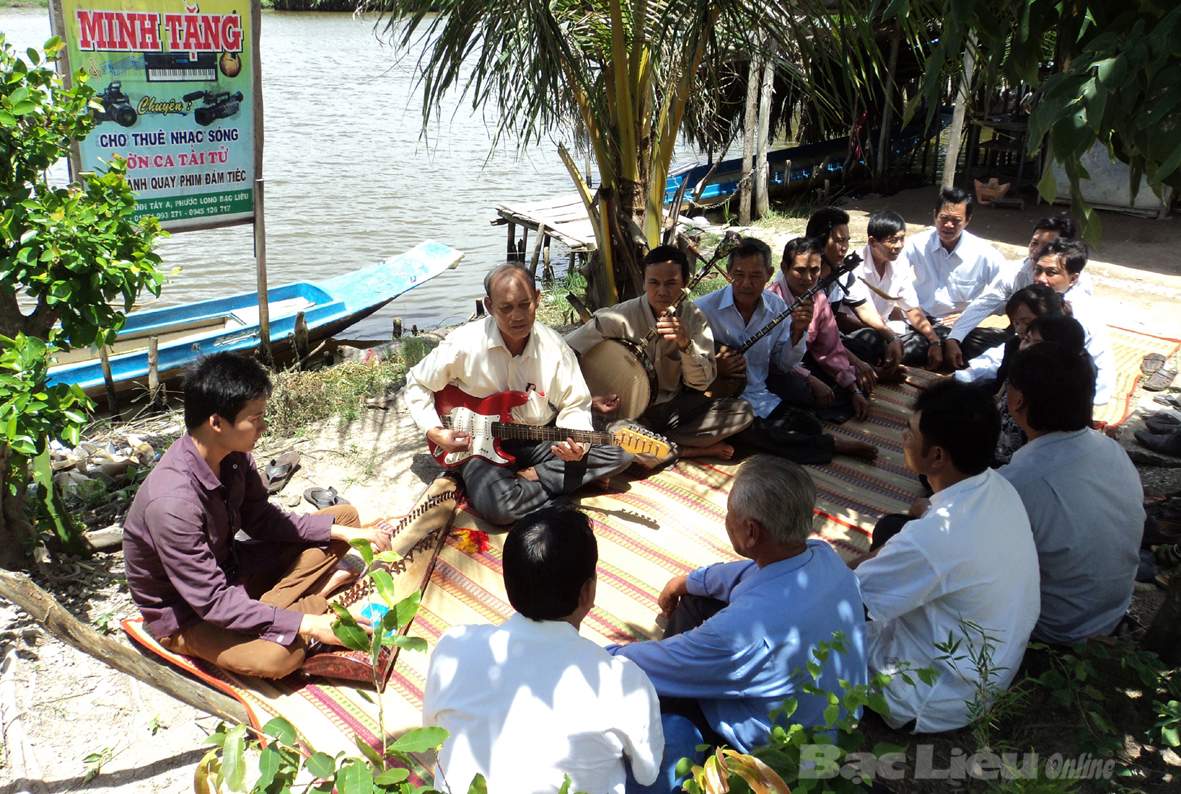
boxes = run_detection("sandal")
[1143,366,1178,392]
[1155,394,1181,409]
[264,450,301,494]
[304,486,350,509]
[1141,353,1167,376]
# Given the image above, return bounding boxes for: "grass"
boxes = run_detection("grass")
[0,0,48,7]
[264,336,436,439]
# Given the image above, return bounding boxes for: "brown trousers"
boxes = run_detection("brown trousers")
[159,504,358,679]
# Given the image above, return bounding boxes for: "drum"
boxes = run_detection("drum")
[579,337,659,420]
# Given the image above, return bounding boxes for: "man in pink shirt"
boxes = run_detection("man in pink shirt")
[767,237,870,421]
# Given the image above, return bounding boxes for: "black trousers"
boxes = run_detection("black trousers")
[730,401,836,465]
[898,325,1012,366]
[870,513,911,552]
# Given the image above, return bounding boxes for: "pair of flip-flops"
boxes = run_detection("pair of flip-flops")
[1155,393,1181,410]
[263,451,301,494]
[1141,353,1178,392]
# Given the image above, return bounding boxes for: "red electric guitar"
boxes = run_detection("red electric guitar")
[428,385,673,468]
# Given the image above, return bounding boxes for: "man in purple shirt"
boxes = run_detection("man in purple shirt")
[123,353,389,679]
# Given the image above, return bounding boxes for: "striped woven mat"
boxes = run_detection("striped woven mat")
[118,324,1177,754]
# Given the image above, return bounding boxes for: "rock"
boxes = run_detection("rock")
[98,458,134,481]
[85,524,124,552]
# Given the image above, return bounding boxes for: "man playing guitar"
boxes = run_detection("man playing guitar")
[566,245,755,460]
[404,264,633,525]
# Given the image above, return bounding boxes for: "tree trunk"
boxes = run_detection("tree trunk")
[755,52,774,220]
[941,32,977,189]
[738,55,760,226]
[1144,570,1181,666]
[875,24,903,182]
[0,445,34,570]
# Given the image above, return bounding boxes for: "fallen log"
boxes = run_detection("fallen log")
[0,569,249,724]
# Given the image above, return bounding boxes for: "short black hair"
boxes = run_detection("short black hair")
[503,507,598,621]
[1033,213,1077,239]
[780,236,823,268]
[935,186,975,219]
[1005,283,1065,319]
[1029,315,1086,354]
[805,207,850,242]
[867,210,906,241]
[1033,238,1089,275]
[183,352,272,431]
[644,244,690,282]
[1008,341,1095,432]
[913,380,998,476]
[483,263,536,297]
[727,236,772,273]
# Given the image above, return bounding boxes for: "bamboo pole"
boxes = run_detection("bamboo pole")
[755,52,774,220]
[529,223,548,277]
[738,55,760,226]
[99,346,119,420]
[505,221,516,261]
[0,570,249,724]
[942,32,978,189]
[147,336,161,409]
[254,179,272,366]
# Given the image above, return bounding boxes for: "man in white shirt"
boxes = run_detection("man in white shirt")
[404,264,632,524]
[695,238,877,463]
[423,507,662,793]
[899,187,1011,369]
[999,341,1143,644]
[855,380,1040,732]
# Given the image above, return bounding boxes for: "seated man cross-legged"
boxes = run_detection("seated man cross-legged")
[608,455,868,791]
[404,263,633,525]
[122,353,391,679]
[855,380,1040,732]
[999,341,1144,644]
[566,245,754,460]
[423,507,662,793]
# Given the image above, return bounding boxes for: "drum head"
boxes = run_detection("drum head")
[580,339,657,420]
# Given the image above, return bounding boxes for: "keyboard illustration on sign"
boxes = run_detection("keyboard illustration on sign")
[144,52,218,83]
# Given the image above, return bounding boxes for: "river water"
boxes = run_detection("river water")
[2,9,616,337]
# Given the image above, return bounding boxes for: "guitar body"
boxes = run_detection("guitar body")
[430,385,530,468]
[705,342,747,399]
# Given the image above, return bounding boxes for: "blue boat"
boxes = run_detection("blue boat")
[48,241,463,393]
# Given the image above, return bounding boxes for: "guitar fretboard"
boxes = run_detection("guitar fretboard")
[488,423,611,446]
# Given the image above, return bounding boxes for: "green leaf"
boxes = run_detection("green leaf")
[330,604,371,652]
[349,537,374,566]
[371,569,398,608]
[354,735,384,766]
[822,703,840,726]
[262,717,297,747]
[466,773,489,794]
[254,746,281,791]
[1162,726,1180,747]
[221,724,247,792]
[374,767,410,785]
[335,760,374,794]
[394,591,421,629]
[306,751,336,779]
[392,635,429,653]
[389,726,449,753]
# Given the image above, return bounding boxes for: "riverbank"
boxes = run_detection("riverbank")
[3,210,1181,791]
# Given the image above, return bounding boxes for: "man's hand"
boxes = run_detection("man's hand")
[943,338,965,370]
[807,376,835,406]
[427,426,470,453]
[657,574,689,617]
[925,338,944,371]
[655,315,690,351]
[850,354,877,394]
[790,298,814,341]
[299,611,372,646]
[716,348,747,379]
[851,391,870,422]
[591,394,620,416]
[330,525,392,554]
[551,437,589,462]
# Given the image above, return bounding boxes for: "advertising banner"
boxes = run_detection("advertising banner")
[52,0,257,230]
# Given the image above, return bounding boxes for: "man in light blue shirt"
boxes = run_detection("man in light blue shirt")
[607,455,867,790]
[999,341,1143,644]
[695,237,878,463]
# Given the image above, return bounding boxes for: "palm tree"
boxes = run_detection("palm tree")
[370,0,886,307]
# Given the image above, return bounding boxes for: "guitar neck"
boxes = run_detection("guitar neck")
[735,256,861,354]
[490,423,611,446]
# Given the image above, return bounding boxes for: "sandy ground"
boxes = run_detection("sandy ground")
[2,186,1180,792]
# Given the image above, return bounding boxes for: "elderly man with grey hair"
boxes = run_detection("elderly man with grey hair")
[607,455,867,792]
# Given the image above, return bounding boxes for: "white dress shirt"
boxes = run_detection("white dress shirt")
[855,469,1041,733]
[404,316,594,433]
[949,257,1094,343]
[423,614,663,793]
[694,286,807,419]
[999,429,1144,645]
[902,228,1007,320]
[855,244,920,330]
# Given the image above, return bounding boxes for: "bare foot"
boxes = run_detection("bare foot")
[318,563,361,599]
[517,467,540,482]
[679,442,735,460]
[834,437,879,461]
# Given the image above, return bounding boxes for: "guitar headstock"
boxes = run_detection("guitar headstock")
[611,425,673,459]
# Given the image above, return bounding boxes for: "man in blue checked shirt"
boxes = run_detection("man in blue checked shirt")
[608,455,867,792]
